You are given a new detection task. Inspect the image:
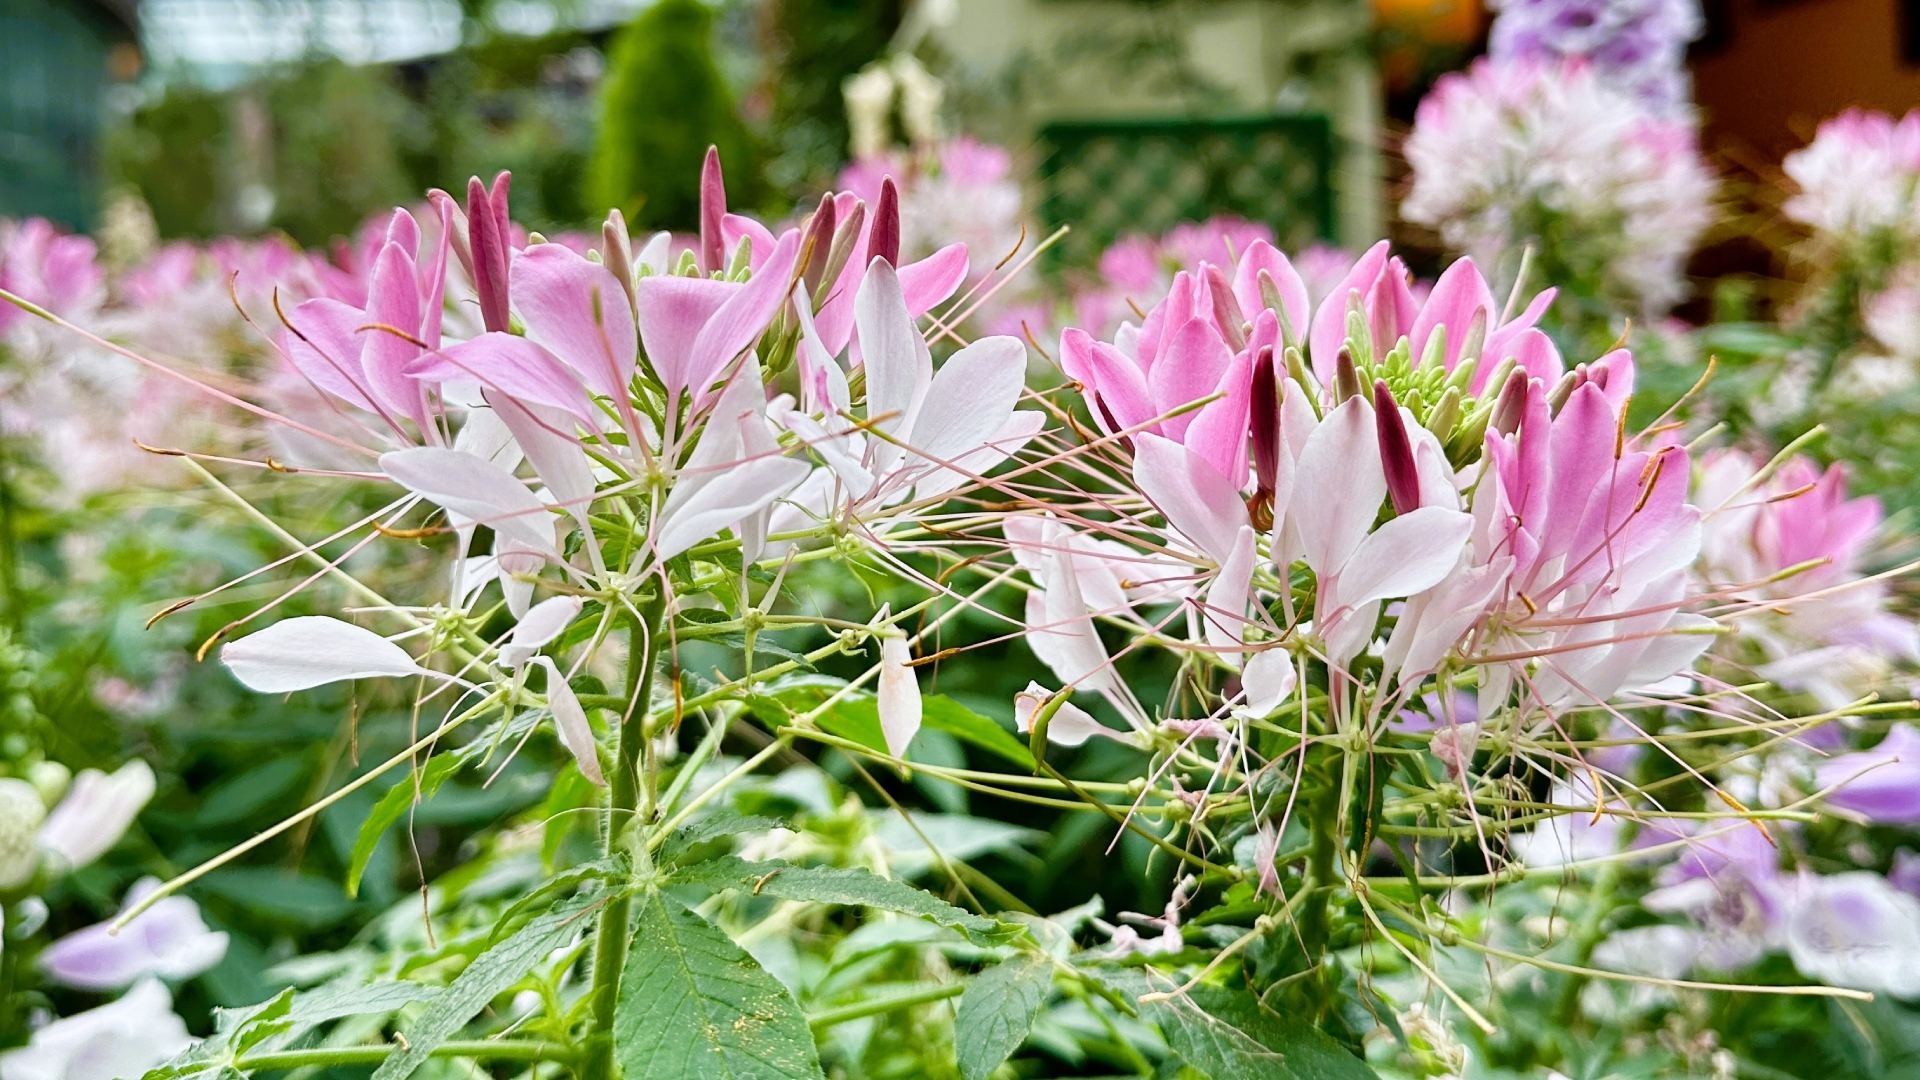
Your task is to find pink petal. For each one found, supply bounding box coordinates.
[721,213,777,271]
[1147,317,1233,440]
[281,298,378,413]
[634,274,738,402]
[512,243,638,400]
[686,229,801,407]
[899,243,970,318]
[1183,348,1252,488]
[359,240,428,426]
[1307,240,1389,385]
[1411,257,1496,372]
[1230,240,1310,348]
[407,334,594,423]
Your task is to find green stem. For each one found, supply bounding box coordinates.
[235,1040,571,1071]
[583,596,666,1080]
[805,982,963,1029]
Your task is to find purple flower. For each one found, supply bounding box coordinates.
[1816,724,1920,824]
[38,878,228,991]
[1785,872,1920,998]
[1642,820,1790,969]
[1487,0,1703,112]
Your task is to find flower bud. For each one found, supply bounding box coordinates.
[601,208,636,316]
[1205,264,1248,351]
[1258,268,1298,350]
[466,171,513,333]
[1374,380,1421,515]
[801,193,837,294]
[0,778,46,890]
[817,200,867,311]
[1334,347,1362,404]
[1489,368,1531,437]
[871,176,901,268]
[1250,345,1280,500]
[699,145,726,275]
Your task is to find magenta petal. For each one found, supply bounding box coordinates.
[407,334,594,423]
[634,274,739,402]
[1058,327,1097,388]
[899,243,969,318]
[282,298,378,413]
[1480,327,1563,392]
[699,146,727,274]
[512,243,638,400]
[359,240,428,427]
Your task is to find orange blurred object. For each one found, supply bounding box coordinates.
[1375,0,1484,47]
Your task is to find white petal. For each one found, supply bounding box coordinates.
[381,447,557,556]
[855,259,931,475]
[1292,397,1384,576]
[1241,650,1297,716]
[1013,682,1114,747]
[500,596,583,669]
[222,616,425,692]
[1331,506,1473,610]
[532,657,604,785]
[1132,432,1248,563]
[907,336,1027,465]
[654,456,812,562]
[877,636,922,757]
[1202,525,1257,654]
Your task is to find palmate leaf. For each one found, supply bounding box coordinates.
[614,891,825,1080]
[955,955,1053,1080]
[370,891,604,1080]
[671,855,1015,943]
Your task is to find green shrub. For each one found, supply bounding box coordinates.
[586,0,764,230]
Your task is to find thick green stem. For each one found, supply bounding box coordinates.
[236,1041,570,1072]
[583,597,666,1080]
[805,981,963,1028]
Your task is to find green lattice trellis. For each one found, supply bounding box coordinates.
[1038,115,1336,268]
[0,0,120,229]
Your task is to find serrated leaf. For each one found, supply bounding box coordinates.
[956,956,1053,1080]
[672,856,1013,943]
[371,891,602,1080]
[348,755,460,897]
[1186,987,1379,1080]
[658,812,783,866]
[614,891,825,1080]
[289,980,439,1024]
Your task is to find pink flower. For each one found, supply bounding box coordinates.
[0,219,104,335]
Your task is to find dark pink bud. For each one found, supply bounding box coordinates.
[1205,263,1248,351]
[699,145,726,274]
[802,193,836,293]
[1251,345,1279,497]
[871,177,900,268]
[467,171,513,333]
[1490,368,1530,437]
[1374,380,1420,515]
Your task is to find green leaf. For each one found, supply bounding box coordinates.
[614,891,825,1080]
[922,696,1036,769]
[371,891,603,1080]
[956,956,1053,1080]
[672,856,1014,944]
[347,755,460,897]
[289,980,439,1024]
[658,811,783,866]
[1186,988,1379,1080]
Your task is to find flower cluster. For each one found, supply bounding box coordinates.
[837,136,1028,282]
[6,147,1908,1079]
[1402,57,1716,337]
[1486,0,1704,113]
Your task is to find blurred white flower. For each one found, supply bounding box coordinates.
[0,979,193,1080]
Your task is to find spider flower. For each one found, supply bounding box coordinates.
[1404,57,1715,319]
